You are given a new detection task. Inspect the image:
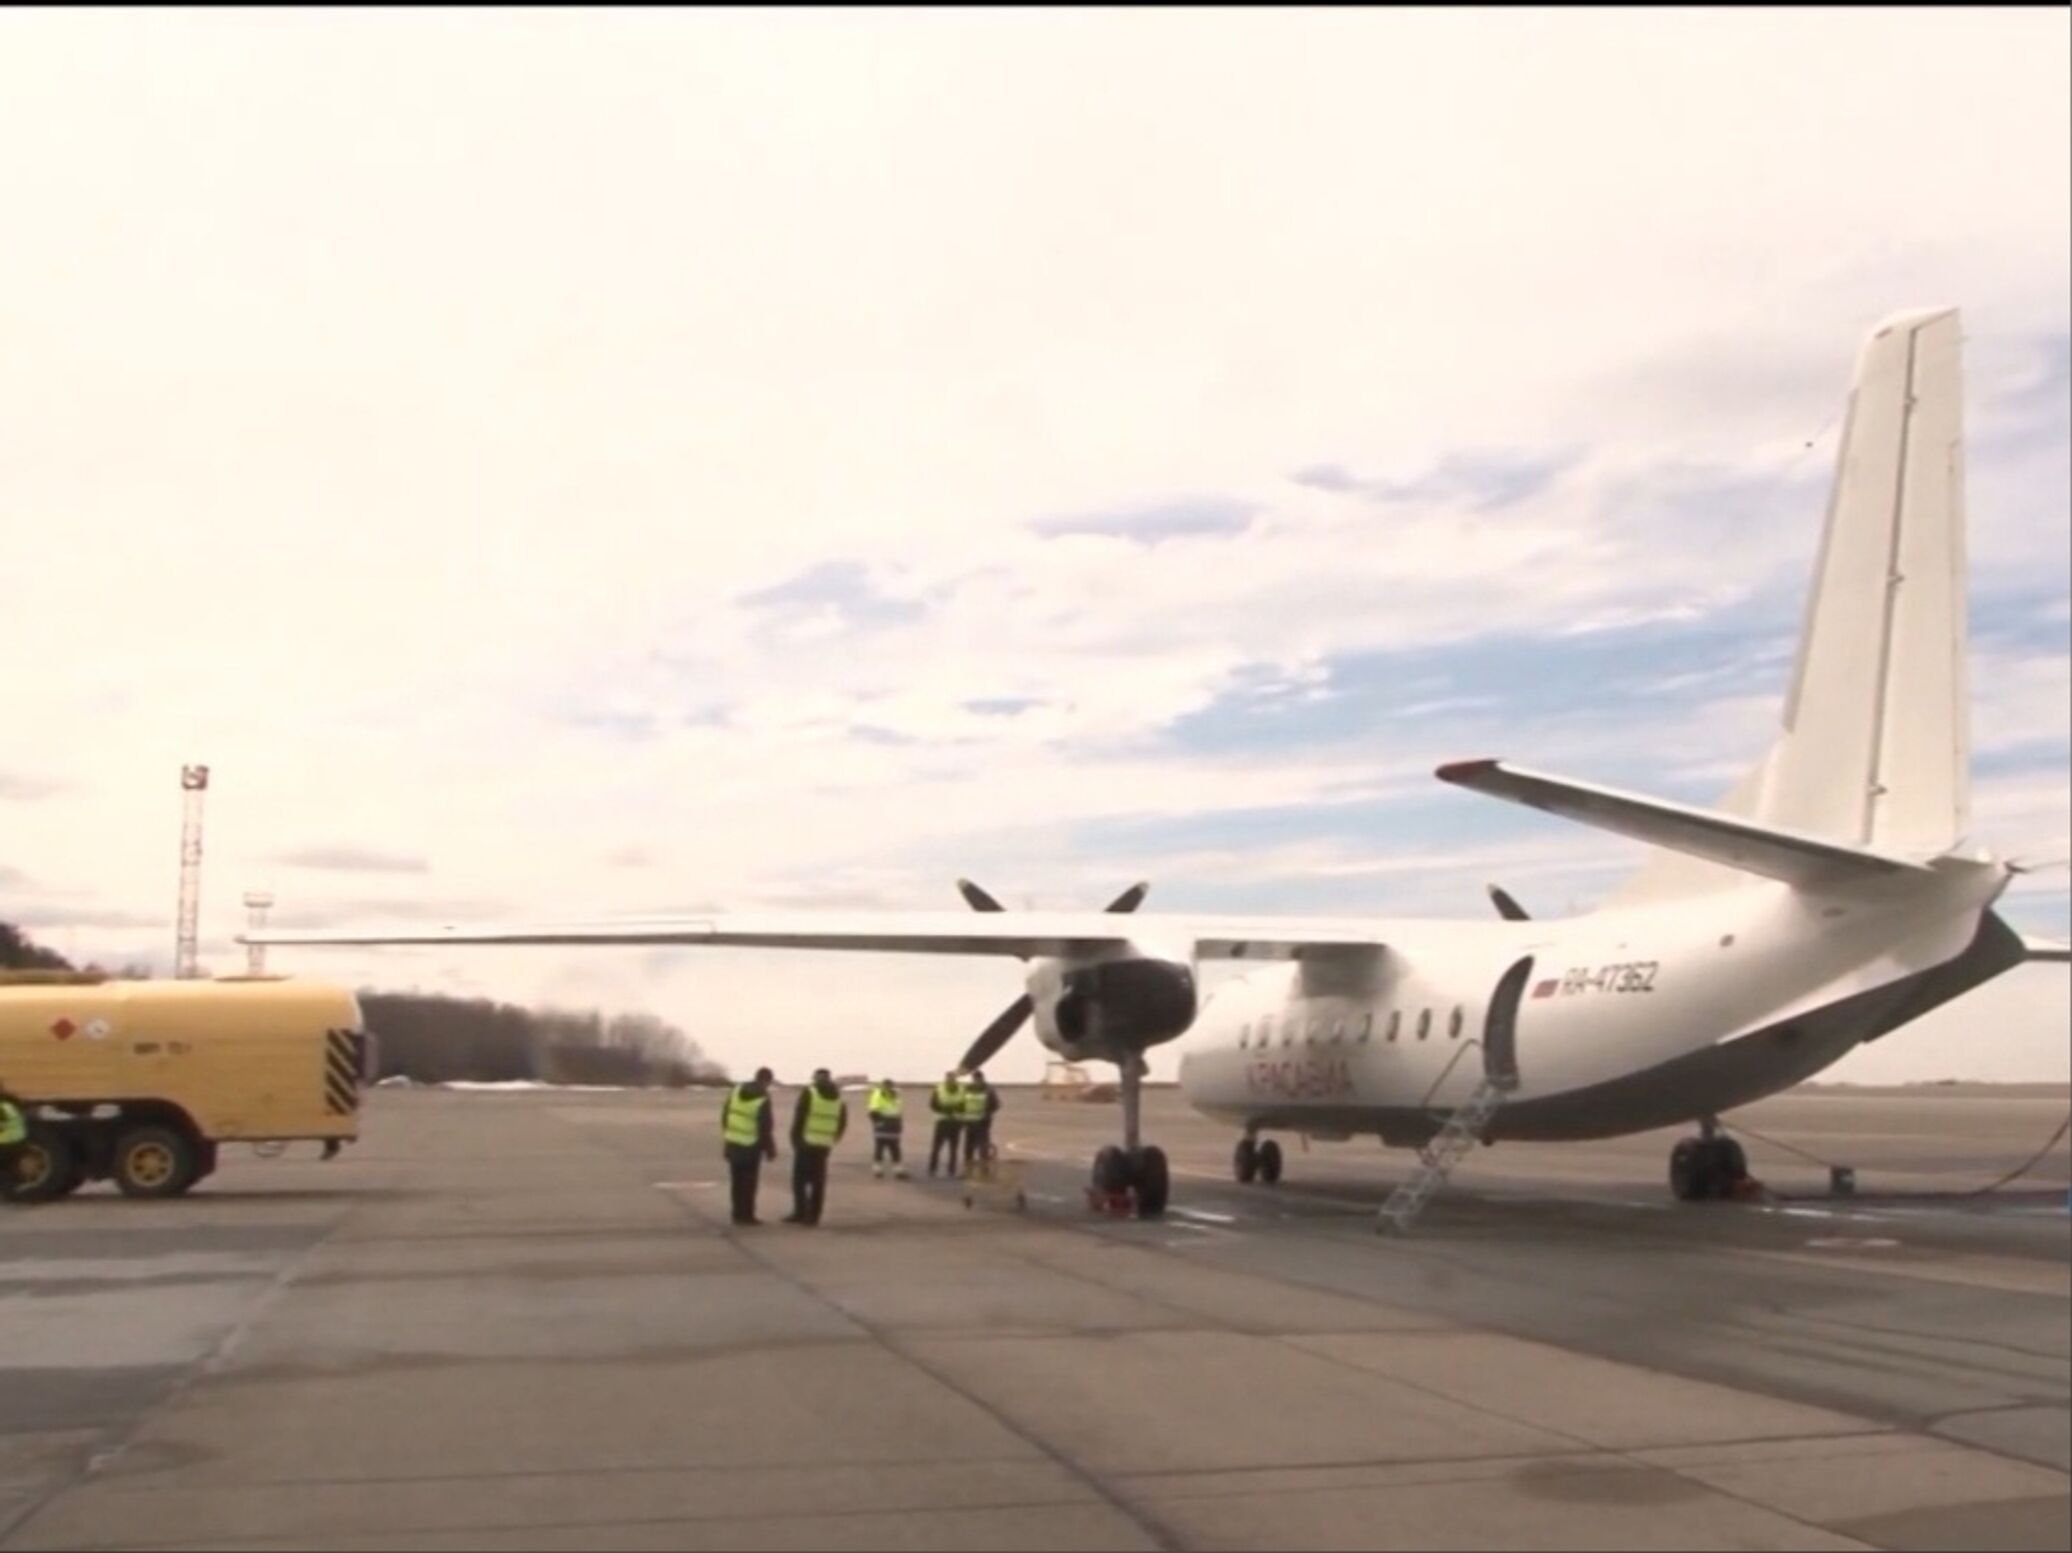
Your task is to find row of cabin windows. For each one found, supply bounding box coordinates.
[1238,1005,1466,1050]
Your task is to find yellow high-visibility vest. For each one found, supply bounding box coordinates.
[868,1085,902,1119]
[802,1089,844,1148]
[933,1082,963,1115]
[722,1086,766,1148]
[959,1086,989,1123]
[0,1100,25,1147]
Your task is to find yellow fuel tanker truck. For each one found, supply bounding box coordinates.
[0,976,369,1202]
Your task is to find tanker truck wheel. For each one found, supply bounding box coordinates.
[112,1125,200,1200]
[4,1128,80,1203]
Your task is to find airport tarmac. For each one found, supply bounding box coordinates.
[1,1084,2066,1552]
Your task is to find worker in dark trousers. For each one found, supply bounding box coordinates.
[928,1069,966,1177]
[962,1069,1001,1167]
[719,1068,779,1226]
[867,1078,907,1179]
[786,1068,848,1226]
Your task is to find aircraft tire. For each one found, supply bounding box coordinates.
[1257,1139,1284,1186]
[1670,1137,1711,1201]
[1234,1137,1259,1184]
[1093,1145,1134,1196]
[1133,1147,1170,1218]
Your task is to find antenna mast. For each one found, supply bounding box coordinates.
[175,764,209,979]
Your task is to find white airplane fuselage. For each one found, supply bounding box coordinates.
[1026,856,2021,1146]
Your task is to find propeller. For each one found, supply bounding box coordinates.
[953,879,1149,1072]
[1486,883,1531,921]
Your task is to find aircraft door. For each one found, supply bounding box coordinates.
[1483,956,1532,1091]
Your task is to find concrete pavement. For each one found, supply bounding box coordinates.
[1,1084,2065,1550]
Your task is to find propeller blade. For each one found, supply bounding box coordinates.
[958,878,1007,912]
[1104,881,1150,913]
[960,994,1034,1073]
[1487,884,1531,921]
[2009,854,2071,875]
[950,878,1141,1069]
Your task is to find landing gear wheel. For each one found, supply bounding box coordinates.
[1093,1145,1134,1196]
[1713,1137,1748,1193]
[4,1128,79,1203]
[1234,1137,1259,1184]
[1256,1139,1284,1186]
[1133,1147,1170,1219]
[112,1126,199,1200]
[1670,1137,1711,1202]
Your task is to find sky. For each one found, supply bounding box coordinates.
[2,10,2067,1087]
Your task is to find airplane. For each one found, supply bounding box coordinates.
[250,307,2069,1220]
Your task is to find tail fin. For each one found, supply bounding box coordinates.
[1615,308,1970,903]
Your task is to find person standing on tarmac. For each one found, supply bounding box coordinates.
[867,1077,907,1179]
[720,1068,779,1226]
[0,1078,28,1190]
[786,1068,848,1225]
[928,1069,965,1177]
[961,1070,1000,1168]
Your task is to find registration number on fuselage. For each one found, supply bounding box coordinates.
[1556,960,1659,996]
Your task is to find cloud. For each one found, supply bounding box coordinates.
[274,846,432,874]
[1031,497,1254,543]
[1295,449,1580,511]
[0,12,2062,1082]
[9,902,168,932]
[263,897,512,930]
[737,561,928,632]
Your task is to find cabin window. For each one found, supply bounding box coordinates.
[1238,1023,1251,1049]
[1386,1010,1401,1042]
[1330,1019,1345,1045]
[1449,1006,1464,1039]
[1417,1008,1432,1041]
[1358,1012,1373,1043]
[1282,1017,1296,1047]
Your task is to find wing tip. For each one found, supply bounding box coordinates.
[1436,758,1502,786]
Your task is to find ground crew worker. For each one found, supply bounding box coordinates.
[786,1068,848,1226]
[719,1067,779,1226]
[867,1078,907,1179]
[928,1069,965,1177]
[0,1079,30,1194]
[961,1069,999,1168]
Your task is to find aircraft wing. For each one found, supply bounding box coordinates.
[246,911,1386,964]
[2023,935,2071,964]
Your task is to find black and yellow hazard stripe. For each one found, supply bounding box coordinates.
[323,1029,360,1115]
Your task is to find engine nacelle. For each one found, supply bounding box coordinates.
[1030,955,1198,1060]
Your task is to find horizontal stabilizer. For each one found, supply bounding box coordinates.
[1437,760,1935,890]
[2023,935,2071,964]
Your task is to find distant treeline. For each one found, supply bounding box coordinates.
[360,992,727,1088]
[0,923,150,982]
[1,923,724,1089]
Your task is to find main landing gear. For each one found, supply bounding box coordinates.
[1669,1117,1751,1202]
[1086,1056,1169,1219]
[1232,1134,1283,1186]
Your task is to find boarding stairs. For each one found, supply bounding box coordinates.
[1376,1075,1509,1235]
